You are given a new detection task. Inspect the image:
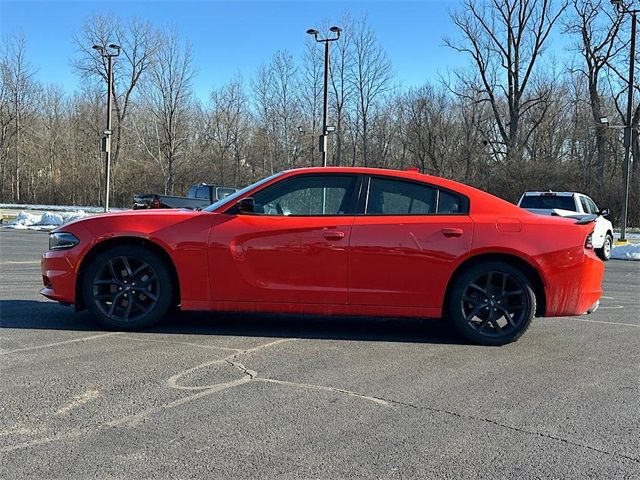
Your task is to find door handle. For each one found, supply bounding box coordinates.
[323,230,345,240]
[442,228,464,238]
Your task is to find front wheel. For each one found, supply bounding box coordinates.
[447,262,536,346]
[596,233,613,261]
[82,245,173,330]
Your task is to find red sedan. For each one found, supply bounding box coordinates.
[41,167,604,345]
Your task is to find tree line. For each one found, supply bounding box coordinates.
[0,1,638,225]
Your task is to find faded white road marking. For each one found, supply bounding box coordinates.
[565,318,640,328]
[258,378,389,406]
[55,389,99,415]
[1,332,122,355]
[119,335,243,353]
[0,261,41,265]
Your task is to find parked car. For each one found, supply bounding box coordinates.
[42,167,604,346]
[133,184,238,210]
[517,191,614,261]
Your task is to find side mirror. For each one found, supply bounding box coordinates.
[235,197,255,214]
[599,208,610,218]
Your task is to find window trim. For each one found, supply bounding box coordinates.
[357,175,470,216]
[224,173,362,217]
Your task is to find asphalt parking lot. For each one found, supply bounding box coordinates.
[0,228,638,479]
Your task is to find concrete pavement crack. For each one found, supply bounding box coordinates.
[372,396,640,464]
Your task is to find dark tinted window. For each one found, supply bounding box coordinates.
[252,175,356,216]
[438,190,464,214]
[216,187,237,200]
[366,178,436,215]
[520,195,575,211]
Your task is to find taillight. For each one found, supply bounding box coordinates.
[585,232,594,249]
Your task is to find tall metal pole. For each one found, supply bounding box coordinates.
[621,11,636,242]
[321,40,330,168]
[104,54,113,213]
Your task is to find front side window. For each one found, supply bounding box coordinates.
[252,175,356,216]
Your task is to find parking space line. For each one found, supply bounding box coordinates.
[564,318,640,328]
[0,261,41,265]
[1,332,122,355]
[118,335,243,353]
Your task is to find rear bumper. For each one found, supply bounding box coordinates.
[542,247,604,317]
[41,250,77,304]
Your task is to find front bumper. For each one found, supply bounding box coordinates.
[41,249,77,304]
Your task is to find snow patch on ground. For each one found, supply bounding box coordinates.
[611,243,640,261]
[0,203,107,213]
[3,210,88,231]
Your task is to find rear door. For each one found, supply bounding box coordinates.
[348,175,472,310]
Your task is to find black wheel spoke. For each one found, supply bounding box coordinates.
[461,268,531,339]
[468,282,486,295]
[462,295,482,306]
[92,254,160,323]
[122,256,133,277]
[502,289,523,297]
[464,305,483,323]
[497,306,516,327]
[485,271,493,294]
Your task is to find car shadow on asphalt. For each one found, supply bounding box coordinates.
[0,300,465,345]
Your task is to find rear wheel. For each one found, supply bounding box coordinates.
[447,261,536,346]
[596,233,613,261]
[82,245,173,330]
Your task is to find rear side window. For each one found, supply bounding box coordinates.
[364,177,468,215]
[216,187,237,200]
[580,196,591,214]
[520,195,575,211]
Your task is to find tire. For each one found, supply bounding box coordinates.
[82,245,173,330]
[596,233,613,261]
[446,261,536,346]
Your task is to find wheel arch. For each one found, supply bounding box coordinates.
[75,236,181,310]
[444,252,546,317]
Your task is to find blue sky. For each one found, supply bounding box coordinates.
[0,0,552,101]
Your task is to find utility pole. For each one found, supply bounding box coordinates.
[611,0,637,242]
[306,26,341,167]
[92,43,121,212]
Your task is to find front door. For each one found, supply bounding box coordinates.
[209,174,359,305]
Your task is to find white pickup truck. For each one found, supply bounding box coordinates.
[517,191,614,261]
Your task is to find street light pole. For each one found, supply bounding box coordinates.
[306,27,341,167]
[612,0,637,242]
[92,43,120,213]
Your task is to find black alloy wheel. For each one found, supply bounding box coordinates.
[448,261,536,346]
[83,245,173,329]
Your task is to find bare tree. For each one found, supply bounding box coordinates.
[134,29,194,194]
[73,15,158,183]
[445,0,567,171]
[1,32,35,201]
[349,16,393,165]
[565,0,623,193]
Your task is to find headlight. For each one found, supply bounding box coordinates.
[49,232,80,250]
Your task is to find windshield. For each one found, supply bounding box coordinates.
[520,195,576,211]
[203,172,284,212]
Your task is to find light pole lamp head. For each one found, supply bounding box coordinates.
[306,28,319,38]
[92,45,105,54]
[108,44,121,56]
[330,26,342,38]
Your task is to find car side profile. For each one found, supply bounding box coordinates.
[41,167,604,346]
